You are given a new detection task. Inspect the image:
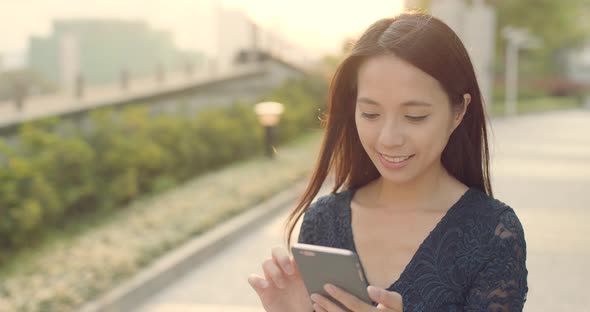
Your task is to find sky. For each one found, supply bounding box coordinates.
[0,0,405,64]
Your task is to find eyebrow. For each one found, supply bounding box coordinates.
[357,97,432,107]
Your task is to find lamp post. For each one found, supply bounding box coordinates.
[75,73,84,99]
[254,101,285,158]
[502,26,541,116]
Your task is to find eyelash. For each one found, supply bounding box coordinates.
[361,113,379,119]
[361,113,428,121]
[407,115,428,121]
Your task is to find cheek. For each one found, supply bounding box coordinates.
[355,122,369,145]
[418,119,454,153]
[355,117,378,151]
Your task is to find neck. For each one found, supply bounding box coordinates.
[372,161,453,211]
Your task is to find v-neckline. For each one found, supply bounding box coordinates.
[345,187,474,292]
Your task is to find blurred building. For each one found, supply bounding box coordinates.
[26,3,310,94]
[28,19,203,92]
[196,1,311,74]
[404,0,496,107]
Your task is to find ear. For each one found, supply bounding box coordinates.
[452,93,471,130]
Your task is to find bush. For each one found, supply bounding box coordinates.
[0,74,328,263]
[266,76,328,143]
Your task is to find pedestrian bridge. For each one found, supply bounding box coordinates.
[0,57,308,136]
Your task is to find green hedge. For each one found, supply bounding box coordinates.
[0,75,327,264]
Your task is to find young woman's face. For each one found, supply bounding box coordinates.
[355,54,468,185]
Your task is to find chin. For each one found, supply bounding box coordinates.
[379,172,416,185]
[371,154,421,184]
[372,163,412,182]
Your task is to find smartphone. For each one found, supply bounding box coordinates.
[291,243,374,309]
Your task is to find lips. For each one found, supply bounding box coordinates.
[379,153,414,163]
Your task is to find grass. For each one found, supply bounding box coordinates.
[0,130,323,312]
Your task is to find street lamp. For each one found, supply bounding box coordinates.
[254,101,285,158]
[502,26,541,116]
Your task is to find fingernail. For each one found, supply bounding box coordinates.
[310,294,319,302]
[285,263,294,275]
[324,284,335,293]
[368,285,380,298]
[259,279,269,288]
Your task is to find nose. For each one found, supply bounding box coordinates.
[378,118,405,148]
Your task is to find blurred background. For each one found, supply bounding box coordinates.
[0,0,589,311]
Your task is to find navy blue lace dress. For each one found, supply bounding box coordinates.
[298,187,528,311]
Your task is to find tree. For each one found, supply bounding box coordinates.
[413,0,590,75]
[319,37,355,82]
[489,0,590,75]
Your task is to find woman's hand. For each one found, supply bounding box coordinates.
[248,246,313,312]
[310,284,403,312]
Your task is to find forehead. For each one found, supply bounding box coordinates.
[356,54,448,106]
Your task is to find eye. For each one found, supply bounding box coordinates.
[406,115,428,122]
[361,112,379,120]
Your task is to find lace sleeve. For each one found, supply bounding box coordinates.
[464,209,529,311]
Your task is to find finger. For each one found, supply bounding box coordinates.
[290,255,301,274]
[324,284,373,311]
[368,286,403,311]
[262,258,286,289]
[247,273,269,295]
[272,246,295,275]
[376,303,395,311]
[310,293,347,312]
[313,303,328,312]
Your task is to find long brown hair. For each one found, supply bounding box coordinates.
[285,12,493,247]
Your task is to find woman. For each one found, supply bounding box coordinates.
[248,12,528,311]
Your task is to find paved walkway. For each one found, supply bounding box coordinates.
[134,109,590,311]
[489,110,590,310]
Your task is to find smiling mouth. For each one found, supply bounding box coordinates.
[379,153,415,163]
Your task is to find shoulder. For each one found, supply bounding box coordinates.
[453,189,527,285]
[297,189,352,245]
[462,188,526,247]
[462,188,521,225]
[303,189,352,221]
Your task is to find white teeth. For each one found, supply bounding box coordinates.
[381,154,411,163]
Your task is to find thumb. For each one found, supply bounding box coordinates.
[291,257,302,276]
[248,274,270,296]
[367,286,403,311]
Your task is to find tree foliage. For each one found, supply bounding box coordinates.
[489,0,590,75]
